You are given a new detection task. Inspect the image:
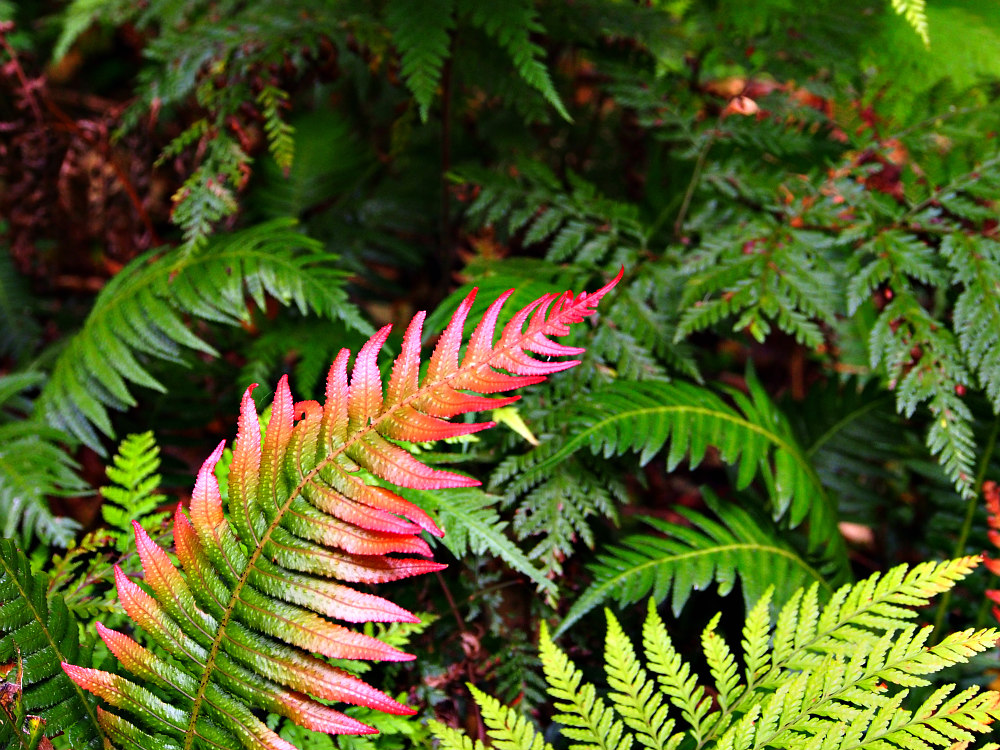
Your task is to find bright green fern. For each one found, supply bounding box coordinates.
[433,557,1000,750]
[99,431,169,554]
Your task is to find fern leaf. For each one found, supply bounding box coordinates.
[557,493,829,635]
[604,610,676,750]
[890,0,929,46]
[0,539,105,749]
[0,374,83,547]
[641,600,714,744]
[539,622,632,750]
[516,376,849,579]
[467,685,552,750]
[37,218,368,452]
[400,487,555,596]
[100,431,169,553]
[385,0,456,122]
[256,85,295,175]
[62,273,620,747]
[459,0,570,121]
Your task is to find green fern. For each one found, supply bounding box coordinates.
[0,373,83,547]
[890,0,930,45]
[503,374,849,577]
[36,218,368,451]
[385,0,456,122]
[0,539,104,749]
[433,557,1000,750]
[400,487,556,597]
[256,85,296,176]
[100,432,169,553]
[458,0,570,121]
[557,491,831,636]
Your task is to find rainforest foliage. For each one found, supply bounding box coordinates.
[3,0,1000,748]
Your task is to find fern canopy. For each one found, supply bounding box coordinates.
[433,557,1000,750]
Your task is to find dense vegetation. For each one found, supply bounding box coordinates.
[3,1,1000,748]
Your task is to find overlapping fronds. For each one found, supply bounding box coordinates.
[400,487,555,597]
[36,219,367,452]
[0,539,104,749]
[556,491,830,636]
[0,373,83,547]
[62,273,620,749]
[433,558,1000,750]
[504,373,849,577]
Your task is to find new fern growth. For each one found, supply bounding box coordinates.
[434,557,1000,750]
[59,272,621,749]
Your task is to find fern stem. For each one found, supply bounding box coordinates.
[804,393,892,458]
[931,414,1000,637]
[673,130,715,240]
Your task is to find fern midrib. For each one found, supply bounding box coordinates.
[804,394,892,459]
[546,402,839,539]
[183,306,566,746]
[0,551,104,745]
[591,541,830,601]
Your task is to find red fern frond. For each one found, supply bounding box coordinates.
[63,270,621,749]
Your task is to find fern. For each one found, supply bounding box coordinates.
[60,273,619,748]
[434,558,1000,750]
[36,218,368,451]
[385,0,456,122]
[891,0,929,45]
[400,487,556,597]
[100,431,170,554]
[557,491,831,636]
[0,373,83,547]
[504,373,849,577]
[458,0,570,121]
[0,539,104,749]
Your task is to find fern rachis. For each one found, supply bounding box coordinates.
[61,271,621,749]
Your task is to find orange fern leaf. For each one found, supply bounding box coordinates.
[63,270,621,750]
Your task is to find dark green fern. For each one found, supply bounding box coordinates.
[0,539,104,749]
[36,218,367,451]
[557,490,831,636]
